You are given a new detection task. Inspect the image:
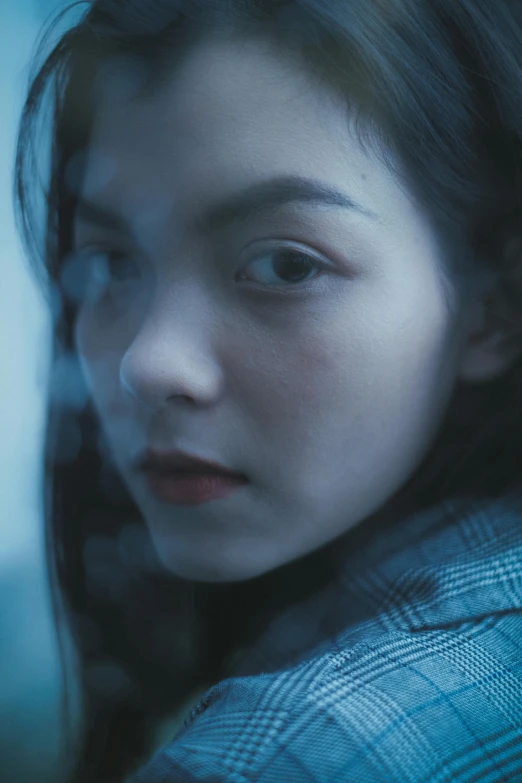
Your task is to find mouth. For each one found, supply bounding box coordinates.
[134,448,249,506]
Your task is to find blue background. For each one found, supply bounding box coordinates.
[0,1,70,780]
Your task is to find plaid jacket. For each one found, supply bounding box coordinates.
[129,493,522,782]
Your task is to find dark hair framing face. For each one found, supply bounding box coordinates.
[14,1,522,781]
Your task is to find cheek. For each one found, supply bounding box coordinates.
[74,306,127,411]
[240,281,459,462]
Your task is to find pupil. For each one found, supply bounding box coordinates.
[274,250,312,281]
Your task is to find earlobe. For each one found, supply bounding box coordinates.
[457,297,522,383]
[458,332,519,382]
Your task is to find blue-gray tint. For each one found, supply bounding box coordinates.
[0,1,69,781]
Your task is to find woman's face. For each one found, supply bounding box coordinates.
[74,33,475,581]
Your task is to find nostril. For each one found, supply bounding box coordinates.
[119,339,224,410]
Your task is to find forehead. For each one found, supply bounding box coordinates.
[81,34,412,234]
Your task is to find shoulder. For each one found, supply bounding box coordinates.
[129,614,522,782]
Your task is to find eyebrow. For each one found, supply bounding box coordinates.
[195,176,379,232]
[73,175,379,236]
[74,198,130,234]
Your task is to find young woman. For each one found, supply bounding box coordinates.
[15,0,522,780]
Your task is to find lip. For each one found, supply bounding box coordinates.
[134,448,246,476]
[143,471,248,505]
[134,448,249,506]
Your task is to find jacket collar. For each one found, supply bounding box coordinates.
[347,491,522,632]
[229,491,522,676]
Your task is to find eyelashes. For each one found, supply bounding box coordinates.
[66,239,331,306]
[61,247,142,304]
[237,246,325,286]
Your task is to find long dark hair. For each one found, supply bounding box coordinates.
[14,1,522,781]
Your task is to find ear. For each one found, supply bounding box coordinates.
[458,241,522,383]
[458,309,520,382]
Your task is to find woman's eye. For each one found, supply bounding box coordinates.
[238,246,325,286]
[94,250,138,283]
[68,248,141,303]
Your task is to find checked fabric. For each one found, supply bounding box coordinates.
[129,492,522,782]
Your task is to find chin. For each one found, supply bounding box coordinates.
[155,545,280,583]
[172,559,273,583]
[147,522,291,582]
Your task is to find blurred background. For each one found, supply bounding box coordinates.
[1,0,69,780]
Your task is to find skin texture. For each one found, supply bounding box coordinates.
[73,33,485,582]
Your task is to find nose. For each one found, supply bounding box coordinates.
[119,292,224,410]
